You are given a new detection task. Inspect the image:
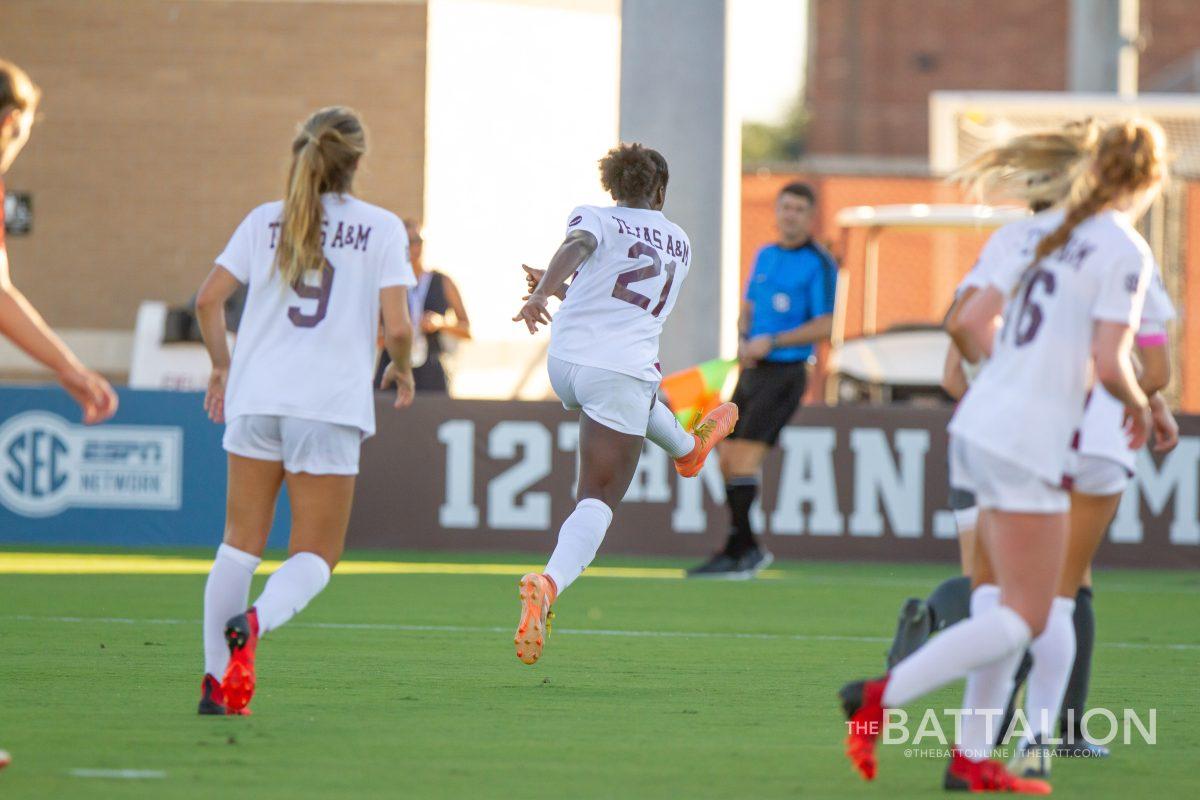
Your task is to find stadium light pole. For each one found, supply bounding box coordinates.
[618,0,740,371]
[1069,0,1139,97]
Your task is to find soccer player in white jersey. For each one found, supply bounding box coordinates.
[887,123,1097,670]
[890,124,1103,658]
[1004,267,1178,775]
[193,107,417,714]
[839,119,1167,794]
[510,143,738,665]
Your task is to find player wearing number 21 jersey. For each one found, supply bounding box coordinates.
[548,203,691,382]
[511,143,738,666]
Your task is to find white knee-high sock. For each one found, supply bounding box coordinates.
[956,584,1025,760]
[204,543,261,677]
[1024,596,1077,743]
[543,498,614,595]
[253,552,332,635]
[645,400,695,459]
[883,604,1031,709]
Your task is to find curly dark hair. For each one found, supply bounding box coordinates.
[599,143,668,203]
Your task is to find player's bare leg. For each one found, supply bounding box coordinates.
[1010,490,1120,772]
[517,413,642,665]
[225,472,351,709]
[200,455,282,715]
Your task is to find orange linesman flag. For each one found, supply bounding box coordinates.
[661,358,737,432]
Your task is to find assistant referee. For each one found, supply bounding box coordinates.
[688,181,836,578]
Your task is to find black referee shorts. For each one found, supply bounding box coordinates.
[727,361,807,446]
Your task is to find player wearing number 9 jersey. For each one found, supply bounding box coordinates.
[838,119,1167,794]
[192,107,417,716]
[510,143,738,665]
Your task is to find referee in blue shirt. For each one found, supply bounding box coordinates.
[689,182,836,578]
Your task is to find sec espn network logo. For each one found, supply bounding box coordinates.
[0,411,183,517]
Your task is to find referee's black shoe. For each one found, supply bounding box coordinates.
[686,552,740,578]
[687,547,773,579]
[732,547,773,579]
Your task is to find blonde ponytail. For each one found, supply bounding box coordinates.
[951,119,1098,210]
[1025,118,1167,280]
[275,107,367,287]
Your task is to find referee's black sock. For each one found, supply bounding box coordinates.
[723,477,759,557]
[1060,586,1095,739]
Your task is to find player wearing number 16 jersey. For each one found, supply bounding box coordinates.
[192,107,417,715]
[511,143,738,665]
[839,119,1166,794]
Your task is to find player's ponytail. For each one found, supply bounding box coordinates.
[951,119,1098,211]
[1027,118,1167,273]
[276,107,367,288]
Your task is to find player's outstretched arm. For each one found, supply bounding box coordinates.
[513,230,596,334]
[379,285,415,409]
[0,256,117,424]
[195,265,242,423]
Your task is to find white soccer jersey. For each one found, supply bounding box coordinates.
[548,205,692,381]
[1076,269,1176,471]
[951,215,1033,384]
[216,193,415,437]
[957,217,1031,294]
[949,209,1153,485]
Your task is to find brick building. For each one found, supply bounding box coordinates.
[1,0,426,369]
[807,0,1200,157]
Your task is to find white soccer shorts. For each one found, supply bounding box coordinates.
[547,356,656,436]
[223,415,361,475]
[1068,453,1131,496]
[949,436,1069,514]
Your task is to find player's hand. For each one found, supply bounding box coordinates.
[58,364,119,425]
[513,292,552,334]
[1122,402,1151,450]
[420,311,442,335]
[380,362,415,409]
[738,335,772,368]
[522,264,566,301]
[203,366,228,423]
[1148,394,1179,453]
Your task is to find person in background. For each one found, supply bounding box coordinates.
[0,57,119,774]
[374,219,470,392]
[688,181,835,578]
[0,60,117,424]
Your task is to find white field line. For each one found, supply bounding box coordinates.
[69,769,166,779]
[6,614,1198,652]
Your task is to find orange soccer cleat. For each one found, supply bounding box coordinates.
[673,402,739,478]
[514,573,555,665]
[944,750,1052,794]
[221,608,260,714]
[839,676,888,781]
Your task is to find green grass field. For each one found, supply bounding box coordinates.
[0,547,1196,799]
